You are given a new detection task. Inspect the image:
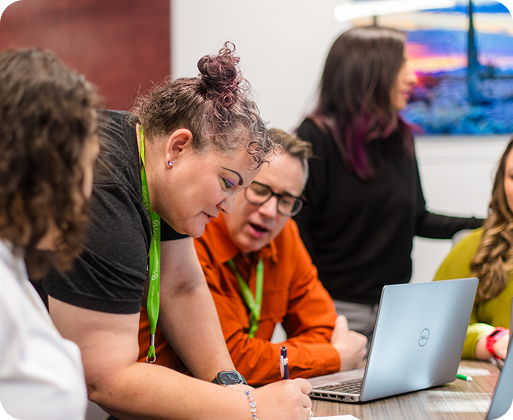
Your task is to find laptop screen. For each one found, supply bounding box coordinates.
[485,297,513,420]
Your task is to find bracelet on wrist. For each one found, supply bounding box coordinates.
[244,390,258,420]
[485,327,509,358]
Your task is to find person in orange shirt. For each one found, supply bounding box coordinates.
[139,129,367,385]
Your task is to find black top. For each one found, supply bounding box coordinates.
[294,119,483,304]
[43,110,187,314]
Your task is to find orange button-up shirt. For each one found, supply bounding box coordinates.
[138,215,340,385]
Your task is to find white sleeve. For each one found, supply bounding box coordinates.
[0,260,87,420]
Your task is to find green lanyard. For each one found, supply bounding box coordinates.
[228,258,264,338]
[139,125,161,363]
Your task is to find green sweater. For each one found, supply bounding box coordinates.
[434,227,513,359]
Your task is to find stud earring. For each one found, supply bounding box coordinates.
[168,160,173,168]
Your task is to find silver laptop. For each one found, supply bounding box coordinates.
[308,278,478,403]
[486,297,513,420]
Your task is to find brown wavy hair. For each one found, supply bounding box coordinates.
[309,26,414,181]
[131,42,275,168]
[0,48,101,279]
[471,138,513,303]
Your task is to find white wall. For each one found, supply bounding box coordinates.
[172,0,512,284]
[412,135,510,283]
[172,0,351,131]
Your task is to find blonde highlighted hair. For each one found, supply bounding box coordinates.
[471,137,513,303]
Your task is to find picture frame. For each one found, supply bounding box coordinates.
[358,0,513,135]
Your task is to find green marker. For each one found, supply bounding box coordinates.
[457,373,473,382]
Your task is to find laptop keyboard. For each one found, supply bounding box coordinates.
[315,379,363,394]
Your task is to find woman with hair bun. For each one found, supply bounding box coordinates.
[43,42,313,420]
[294,26,483,343]
[0,48,101,420]
[435,137,513,361]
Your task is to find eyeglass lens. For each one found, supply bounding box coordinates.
[245,183,302,216]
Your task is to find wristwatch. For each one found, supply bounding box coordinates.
[212,370,248,386]
[485,327,509,357]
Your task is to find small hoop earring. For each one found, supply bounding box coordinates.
[168,160,173,168]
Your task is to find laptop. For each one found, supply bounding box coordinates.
[486,297,513,420]
[308,278,478,403]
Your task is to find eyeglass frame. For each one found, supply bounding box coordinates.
[243,181,305,217]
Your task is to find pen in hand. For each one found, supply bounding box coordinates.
[280,346,289,379]
[280,346,312,417]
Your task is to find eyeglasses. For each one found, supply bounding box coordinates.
[244,181,304,217]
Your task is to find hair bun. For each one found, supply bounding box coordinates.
[197,42,245,108]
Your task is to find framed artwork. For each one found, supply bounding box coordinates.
[359,0,513,135]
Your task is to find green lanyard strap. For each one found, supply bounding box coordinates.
[228,258,264,339]
[140,125,161,363]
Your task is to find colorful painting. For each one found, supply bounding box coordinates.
[359,1,513,135]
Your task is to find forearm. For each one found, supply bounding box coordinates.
[90,363,252,420]
[48,296,249,420]
[462,323,494,359]
[228,331,339,386]
[475,334,492,360]
[159,281,234,380]
[226,282,339,384]
[416,212,483,239]
[158,238,235,380]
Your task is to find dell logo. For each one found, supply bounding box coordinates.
[418,328,430,347]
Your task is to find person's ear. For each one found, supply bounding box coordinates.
[165,129,193,167]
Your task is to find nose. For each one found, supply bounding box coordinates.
[258,196,278,218]
[219,196,234,215]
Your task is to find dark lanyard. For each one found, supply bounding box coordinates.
[139,125,161,363]
[228,258,264,338]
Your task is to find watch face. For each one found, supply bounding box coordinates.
[218,371,242,385]
[490,330,501,338]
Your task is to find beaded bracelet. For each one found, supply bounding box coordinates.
[244,390,258,420]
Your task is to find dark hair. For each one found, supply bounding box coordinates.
[309,25,414,181]
[0,48,101,279]
[269,128,312,184]
[131,42,275,168]
[470,137,513,303]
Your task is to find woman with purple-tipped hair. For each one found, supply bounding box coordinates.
[294,26,483,343]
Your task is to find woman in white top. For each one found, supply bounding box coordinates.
[0,48,101,420]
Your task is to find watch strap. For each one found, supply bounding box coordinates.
[485,327,509,357]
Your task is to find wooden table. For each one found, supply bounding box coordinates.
[311,361,499,419]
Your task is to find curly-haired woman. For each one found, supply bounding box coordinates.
[43,43,313,420]
[294,26,483,343]
[435,138,513,361]
[0,48,101,420]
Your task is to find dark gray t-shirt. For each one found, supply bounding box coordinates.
[43,110,186,314]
